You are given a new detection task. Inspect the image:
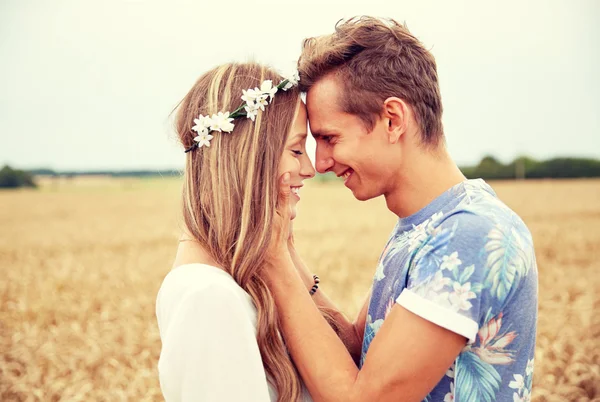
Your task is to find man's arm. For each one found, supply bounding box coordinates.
[268,262,466,402]
[288,245,370,364]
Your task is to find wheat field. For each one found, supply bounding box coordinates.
[1,178,599,401]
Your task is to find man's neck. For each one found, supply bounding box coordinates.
[384,148,466,218]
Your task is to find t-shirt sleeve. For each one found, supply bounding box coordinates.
[396,212,502,344]
[158,283,272,402]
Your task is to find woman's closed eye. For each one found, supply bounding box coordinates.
[292,150,304,156]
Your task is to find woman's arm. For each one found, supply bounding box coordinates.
[158,283,271,402]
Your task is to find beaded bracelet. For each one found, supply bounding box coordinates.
[309,274,320,296]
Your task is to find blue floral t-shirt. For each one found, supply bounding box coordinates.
[360,179,538,402]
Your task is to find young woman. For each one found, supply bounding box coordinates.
[155,62,319,401]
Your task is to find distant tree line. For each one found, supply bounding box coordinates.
[460,156,600,180]
[0,166,182,189]
[26,168,181,178]
[2,156,600,189]
[0,165,37,188]
[315,156,600,182]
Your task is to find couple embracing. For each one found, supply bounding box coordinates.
[155,16,538,402]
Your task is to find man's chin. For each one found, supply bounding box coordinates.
[351,187,377,202]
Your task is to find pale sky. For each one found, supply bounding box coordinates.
[1,0,599,170]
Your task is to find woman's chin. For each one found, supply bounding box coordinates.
[289,198,299,220]
[289,205,298,220]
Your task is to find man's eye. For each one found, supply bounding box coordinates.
[321,136,332,143]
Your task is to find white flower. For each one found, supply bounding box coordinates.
[374,261,386,281]
[509,374,525,390]
[408,223,428,252]
[449,282,476,311]
[427,211,444,231]
[446,364,455,378]
[431,270,451,292]
[259,79,278,101]
[441,251,462,271]
[192,114,212,135]
[193,131,214,148]
[370,318,384,332]
[254,93,269,111]
[209,112,235,133]
[512,388,530,402]
[443,381,454,402]
[241,88,259,104]
[526,358,534,376]
[244,103,260,121]
[412,273,451,308]
[432,291,451,306]
[407,213,444,253]
[281,70,300,90]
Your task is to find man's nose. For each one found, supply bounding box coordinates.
[315,145,334,174]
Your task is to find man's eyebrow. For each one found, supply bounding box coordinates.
[310,128,335,138]
[290,132,307,142]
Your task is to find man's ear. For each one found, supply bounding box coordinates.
[382,97,409,144]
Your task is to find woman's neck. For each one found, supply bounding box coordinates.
[173,232,221,270]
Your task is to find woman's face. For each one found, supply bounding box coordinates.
[278,102,315,220]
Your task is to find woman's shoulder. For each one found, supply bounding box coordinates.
[156,263,257,328]
[160,263,237,291]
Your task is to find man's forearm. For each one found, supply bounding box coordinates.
[288,248,363,363]
[268,261,360,402]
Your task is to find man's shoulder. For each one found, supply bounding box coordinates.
[415,189,536,276]
[437,182,532,242]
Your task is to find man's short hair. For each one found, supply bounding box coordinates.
[298,16,444,146]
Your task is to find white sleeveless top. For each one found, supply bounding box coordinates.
[156,263,313,401]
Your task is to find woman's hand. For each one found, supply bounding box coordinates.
[265,172,295,273]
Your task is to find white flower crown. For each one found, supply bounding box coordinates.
[185,71,300,153]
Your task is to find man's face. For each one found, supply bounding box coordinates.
[306,75,394,201]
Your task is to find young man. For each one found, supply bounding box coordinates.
[267,16,538,402]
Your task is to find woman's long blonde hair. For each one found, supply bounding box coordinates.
[175,62,304,401]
